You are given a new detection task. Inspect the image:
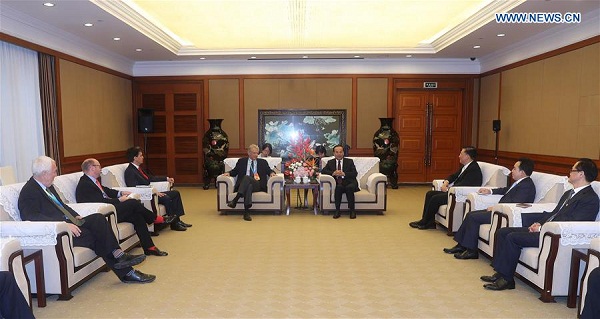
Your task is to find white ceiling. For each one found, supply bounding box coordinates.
[1,0,599,75]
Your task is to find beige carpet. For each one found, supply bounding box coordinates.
[32,186,577,318]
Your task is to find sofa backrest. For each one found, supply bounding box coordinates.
[320,157,380,189]
[0,182,26,221]
[53,172,84,204]
[0,166,16,186]
[478,162,510,188]
[100,163,129,188]
[530,172,568,204]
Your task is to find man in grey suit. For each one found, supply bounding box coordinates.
[443,158,537,259]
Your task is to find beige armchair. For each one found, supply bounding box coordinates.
[579,237,600,317]
[217,158,285,214]
[0,237,30,307]
[476,172,568,257]
[318,157,387,214]
[53,171,139,251]
[0,182,108,300]
[433,161,510,235]
[490,182,600,302]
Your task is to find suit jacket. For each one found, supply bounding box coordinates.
[124,163,166,187]
[447,161,483,187]
[495,176,536,203]
[18,177,80,222]
[538,185,599,225]
[76,175,122,206]
[321,157,359,192]
[228,157,273,192]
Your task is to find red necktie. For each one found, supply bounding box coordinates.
[95,179,108,198]
[336,160,342,184]
[138,166,149,180]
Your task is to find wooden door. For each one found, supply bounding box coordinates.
[395,90,463,182]
[135,82,204,183]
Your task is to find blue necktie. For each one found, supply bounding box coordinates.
[45,188,84,226]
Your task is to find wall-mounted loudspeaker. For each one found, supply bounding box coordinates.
[492,120,501,132]
[138,108,154,133]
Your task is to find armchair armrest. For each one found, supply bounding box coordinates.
[150,181,171,192]
[466,193,504,211]
[111,186,154,200]
[449,186,484,203]
[0,221,70,247]
[216,174,235,188]
[432,179,444,191]
[496,203,559,227]
[66,203,116,217]
[541,221,600,246]
[366,173,387,193]
[266,174,284,194]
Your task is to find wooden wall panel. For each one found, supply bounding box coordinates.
[59,59,132,157]
[357,78,388,149]
[478,74,500,150]
[208,79,240,149]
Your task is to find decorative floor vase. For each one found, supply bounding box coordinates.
[373,117,399,189]
[202,119,229,189]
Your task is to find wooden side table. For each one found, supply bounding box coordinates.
[284,181,319,215]
[23,249,46,308]
[568,248,588,308]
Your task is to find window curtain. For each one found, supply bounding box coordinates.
[38,52,61,173]
[0,41,44,182]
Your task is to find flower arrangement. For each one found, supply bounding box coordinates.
[284,134,318,181]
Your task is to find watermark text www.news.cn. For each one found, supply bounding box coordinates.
[495,12,581,24]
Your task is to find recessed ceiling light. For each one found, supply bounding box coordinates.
[135,48,142,52]
[250,56,256,59]
[302,56,308,59]
[199,57,206,60]
[406,55,412,58]
[113,37,120,41]
[473,45,481,49]
[497,33,505,37]
[354,55,360,58]
[43,3,55,7]
[84,23,93,27]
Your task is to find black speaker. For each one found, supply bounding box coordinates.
[138,109,154,133]
[492,120,501,132]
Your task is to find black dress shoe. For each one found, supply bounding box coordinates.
[150,231,160,237]
[114,253,146,269]
[349,211,356,219]
[443,244,466,254]
[417,222,436,230]
[483,277,515,290]
[121,270,156,284]
[409,220,422,228]
[170,222,187,231]
[333,211,341,219]
[144,248,168,256]
[179,220,192,227]
[480,272,502,283]
[227,201,237,208]
[454,250,479,260]
[243,213,252,221]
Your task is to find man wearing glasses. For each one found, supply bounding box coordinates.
[481,158,599,291]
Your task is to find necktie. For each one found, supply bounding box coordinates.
[45,188,84,226]
[138,166,149,180]
[336,160,343,184]
[95,179,108,198]
[547,189,575,222]
[250,160,255,176]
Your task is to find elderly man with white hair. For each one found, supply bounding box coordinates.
[18,156,155,283]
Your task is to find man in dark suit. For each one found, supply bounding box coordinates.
[0,271,34,318]
[409,146,483,229]
[18,156,154,283]
[223,144,276,221]
[481,158,599,291]
[76,158,168,257]
[124,146,190,231]
[444,158,537,259]
[320,144,359,219]
[581,267,600,319]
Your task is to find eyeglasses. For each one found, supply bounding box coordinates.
[570,169,581,173]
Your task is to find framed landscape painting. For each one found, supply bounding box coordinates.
[258,109,346,158]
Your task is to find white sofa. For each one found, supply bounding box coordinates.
[53,171,140,251]
[491,181,600,302]
[0,182,111,300]
[217,158,285,214]
[579,237,600,317]
[474,171,568,258]
[0,237,30,307]
[318,157,387,214]
[433,161,510,235]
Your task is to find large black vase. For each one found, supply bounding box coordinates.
[202,119,229,189]
[373,118,399,189]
